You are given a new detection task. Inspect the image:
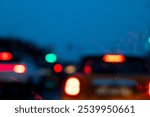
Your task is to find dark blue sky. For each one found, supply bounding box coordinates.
[0,0,150,61]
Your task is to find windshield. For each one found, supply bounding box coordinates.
[0,0,150,100]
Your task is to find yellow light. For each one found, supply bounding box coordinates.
[64,65,76,74]
[65,77,80,96]
[103,54,125,63]
[13,64,26,73]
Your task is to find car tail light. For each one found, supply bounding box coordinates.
[103,54,125,63]
[53,64,63,73]
[148,82,150,96]
[64,77,80,96]
[13,64,26,74]
[0,52,12,61]
[0,64,13,72]
[84,65,92,74]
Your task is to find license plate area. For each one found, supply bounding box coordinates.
[91,79,136,96]
[95,86,133,96]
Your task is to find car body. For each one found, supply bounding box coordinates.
[0,37,71,99]
[0,51,35,99]
[61,54,150,100]
[0,52,28,82]
[0,38,50,99]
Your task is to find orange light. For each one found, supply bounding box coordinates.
[148,82,150,96]
[64,65,76,74]
[0,52,12,61]
[103,54,125,63]
[64,77,80,96]
[53,64,63,73]
[13,64,26,73]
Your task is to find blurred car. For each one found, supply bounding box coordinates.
[61,54,150,100]
[0,38,56,99]
[0,51,35,99]
[0,52,30,82]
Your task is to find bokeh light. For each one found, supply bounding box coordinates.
[45,53,57,63]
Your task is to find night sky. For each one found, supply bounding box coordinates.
[0,0,150,61]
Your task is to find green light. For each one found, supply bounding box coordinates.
[149,37,150,43]
[45,53,57,63]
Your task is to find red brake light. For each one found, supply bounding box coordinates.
[53,64,63,73]
[148,82,150,96]
[103,54,125,63]
[0,64,13,72]
[84,65,92,74]
[0,64,26,73]
[13,64,26,73]
[64,77,80,96]
[0,52,12,61]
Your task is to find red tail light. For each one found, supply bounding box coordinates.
[13,64,26,73]
[0,64,13,72]
[103,54,125,63]
[148,82,150,96]
[84,65,92,74]
[0,52,12,61]
[0,64,26,73]
[64,77,80,96]
[53,64,63,73]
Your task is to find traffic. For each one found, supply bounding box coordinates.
[0,37,150,100]
[61,54,150,100]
